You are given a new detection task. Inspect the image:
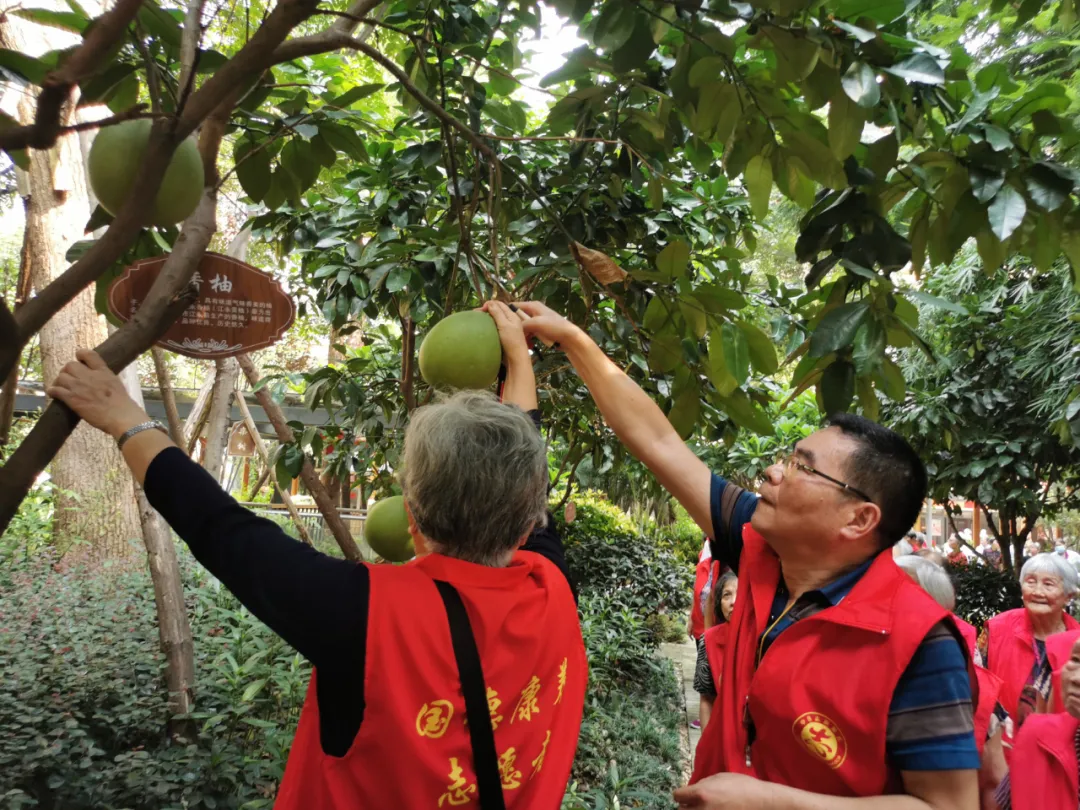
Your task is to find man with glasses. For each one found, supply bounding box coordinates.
[515,302,978,810]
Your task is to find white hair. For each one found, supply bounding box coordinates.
[1020,552,1080,596]
[893,539,914,557]
[896,555,956,611]
[402,390,548,567]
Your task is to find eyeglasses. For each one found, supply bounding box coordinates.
[775,448,874,503]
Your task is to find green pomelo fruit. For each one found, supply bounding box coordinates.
[88,120,205,227]
[364,495,414,563]
[418,310,502,390]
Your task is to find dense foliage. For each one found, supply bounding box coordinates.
[947,560,1023,630]
[890,259,1080,572]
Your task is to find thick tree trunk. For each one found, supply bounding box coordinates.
[237,353,361,560]
[202,358,237,483]
[151,348,184,445]
[14,74,140,560]
[117,348,196,741]
[0,195,32,453]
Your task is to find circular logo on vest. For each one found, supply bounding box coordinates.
[792,712,848,770]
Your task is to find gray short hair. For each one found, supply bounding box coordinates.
[401,390,548,566]
[896,555,956,611]
[1020,552,1080,596]
[894,539,914,557]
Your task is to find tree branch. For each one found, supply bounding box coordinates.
[150,347,184,445]
[0,185,218,535]
[176,0,208,114]
[236,353,361,561]
[0,0,144,152]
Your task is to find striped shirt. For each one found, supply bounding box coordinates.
[711,474,980,771]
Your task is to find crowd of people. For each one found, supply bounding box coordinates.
[43,299,1080,809]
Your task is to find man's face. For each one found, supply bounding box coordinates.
[1062,638,1080,719]
[750,427,880,554]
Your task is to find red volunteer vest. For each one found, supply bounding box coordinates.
[704,623,729,694]
[973,667,1004,756]
[1046,629,1080,714]
[987,609,1080,733]
[275,551,587,809]
[690,559,712,640]
[955,616,978,659]
[693,526,964,796]
[1010,713,1080,810]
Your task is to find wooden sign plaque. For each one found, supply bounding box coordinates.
[108,252,295,359]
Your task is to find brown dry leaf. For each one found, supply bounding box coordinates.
[573,241,627,284]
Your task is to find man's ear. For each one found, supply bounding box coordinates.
[838,501,882,548]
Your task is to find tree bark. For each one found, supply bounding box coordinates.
[10,54,141,560]
[236,353,361,560]
[0,195,32,453]
[151,348,184,445]
[234,391,312,545]
[202,358,238,483]
[183,372,215,454]
[247,465,270,501]
[117,346,196,741]
[401,316,416,412]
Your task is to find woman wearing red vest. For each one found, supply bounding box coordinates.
[46,302,587,809]
[895,554,1007,809]
[701,572,738,710]
[1008,633,1080,810]
[1047,628,1080,714]
[688,548,717,730]
[515,302,979,809]
[984,552,1080,752]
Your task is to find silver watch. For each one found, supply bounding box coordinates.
[116,420,168,450]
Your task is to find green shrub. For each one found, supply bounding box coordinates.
[562,663,685,809]
[652,504,705,569]
[0,550,307,809]
[947,561,1023,630]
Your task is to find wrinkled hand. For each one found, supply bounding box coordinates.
[673,773,778,808]
[46,350,148,438]
[516,301,583,349]
[480,300,530,365]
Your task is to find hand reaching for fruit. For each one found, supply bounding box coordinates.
[515,301,584,349]
[481,300,538,412]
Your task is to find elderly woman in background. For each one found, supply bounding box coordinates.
[1006,634,1080,810]
[896,555,1007,810]
[45,300,588,809]
[984,552,1080,753]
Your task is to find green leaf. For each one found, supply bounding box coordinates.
[856,376,880,421]
[679,299,707,339]
[809,301,870,358]
[104,71,139,114]
[721,322,750,386]
[882,53,944,86]
[987,184,1027,241]
[717,389,774,436]
[831,20,878,42]
[1061,231,1080,292]
[908,203,930,277]
[828,90,864,160]
[643,296,675,333]
[648,331,682,374]
[593,1,637,51]
[876,357,906,401]
[841,62,880,108]
[0,49,49,85]
[1024,163,1074,212]
[648,176,664,211]
[234,139,272,203]
[5,147,28,171]
[820,360,855,414]
[970,167,1005,204]
[667,388,701,440]
[852,318,886,374]
[783,131,846,189]
[707,328,738,396]
[281,139,319,192]
[904,289,967,314]
[767,28,821,85]
[744,154,773,220]
[11,7,88,32]
[327,83,385,108]
[656,239,690,281]
[241,679,267,703]
[137,2,182,49]
[834,0,905,23]
[738,322,778,374]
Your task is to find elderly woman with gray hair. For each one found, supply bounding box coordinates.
[983,552,1080,758]
[45,300,586,808]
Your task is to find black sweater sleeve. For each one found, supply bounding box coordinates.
[143,447,369,670]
